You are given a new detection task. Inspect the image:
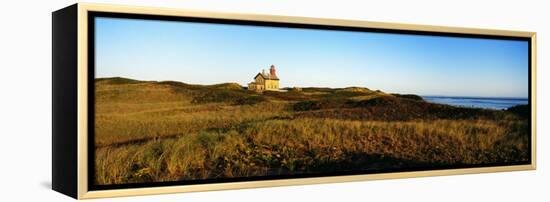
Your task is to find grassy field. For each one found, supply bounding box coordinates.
[94,77,530,185]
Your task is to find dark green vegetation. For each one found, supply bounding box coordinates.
[95,77,530,185]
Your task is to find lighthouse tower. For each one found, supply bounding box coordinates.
[269,65,276,77]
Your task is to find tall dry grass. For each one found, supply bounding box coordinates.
[96,117,528,185]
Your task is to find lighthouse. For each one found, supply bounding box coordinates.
[247,65,280,92]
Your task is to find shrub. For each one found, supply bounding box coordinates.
[391,93,424,101]
[348,96,399,107]
[264,90,308,101]
[233,96,267,105]
[293,101,321,111]
[191,89,249,104]
[507,104,530,119]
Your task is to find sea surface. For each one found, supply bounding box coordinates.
[422,96,528,110]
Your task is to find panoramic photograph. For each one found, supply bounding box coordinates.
[93,16,530,185]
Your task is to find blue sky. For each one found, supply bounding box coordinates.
[95,17,529,98]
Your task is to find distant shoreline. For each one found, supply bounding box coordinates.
[422,96,528,110]
[422,95,528,101]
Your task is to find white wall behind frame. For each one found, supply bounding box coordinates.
[0,0,546,201]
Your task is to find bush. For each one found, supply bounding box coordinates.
[507,104,530,119]
[391,93,424,101]
[264,90,308,101]
[348,96,399,107]
[191,89,249,104]
[233,96,267,105]
[293,101,321,111]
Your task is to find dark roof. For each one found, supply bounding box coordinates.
[254,73,279,80]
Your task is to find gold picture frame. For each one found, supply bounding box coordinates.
[52,3,536,199]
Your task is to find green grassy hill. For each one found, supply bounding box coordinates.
[94,77,530,185]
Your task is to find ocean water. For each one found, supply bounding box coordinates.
[422,96,528,110]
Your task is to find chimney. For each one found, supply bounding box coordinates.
[262,69,266,76]
[270,65,276,77]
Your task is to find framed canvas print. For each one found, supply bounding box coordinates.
[52,3,536,199]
